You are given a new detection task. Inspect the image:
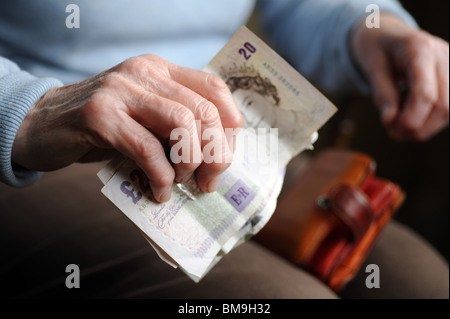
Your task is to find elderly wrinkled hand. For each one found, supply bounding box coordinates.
[352,14,449,141]
[11,54,244,202]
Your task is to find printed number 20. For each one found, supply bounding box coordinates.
[239,42,256,60]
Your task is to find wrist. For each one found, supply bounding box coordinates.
[352,14,416,56]
[351,14,416,76]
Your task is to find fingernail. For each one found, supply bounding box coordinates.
[207,176,221,193]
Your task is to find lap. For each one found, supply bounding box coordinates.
[1,162,447,299]
[0,163,336,299]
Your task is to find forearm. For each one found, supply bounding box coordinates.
[258,0,417,95]
[0,56,63,187]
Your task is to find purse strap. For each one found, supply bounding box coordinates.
[324,184,374,241]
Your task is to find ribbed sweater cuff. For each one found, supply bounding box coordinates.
[0,70,63,187]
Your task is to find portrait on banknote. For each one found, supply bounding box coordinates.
[223,63,302,140]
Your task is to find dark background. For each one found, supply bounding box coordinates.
[251,1,449,260]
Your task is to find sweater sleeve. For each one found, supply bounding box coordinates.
[258,0,418,95]
[0,56,63,187]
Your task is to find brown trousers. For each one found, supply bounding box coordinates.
[0,163,448,298]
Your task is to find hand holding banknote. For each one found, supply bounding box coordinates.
[98,27,337,281]
[12,54,243,201]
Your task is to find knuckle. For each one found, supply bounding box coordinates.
[405,32,430,50]
[205,74,234,100]
[152,171,174,189]
[206,74,229,92]
[197,99,220,124]
[121,54,171,79]
[134,90,156,109]
[171,106,196,129]
[119,56,149,74]
[135,134,162,163]
[140,53,165,64]
[417,88,438,105]
[402,34,433,63]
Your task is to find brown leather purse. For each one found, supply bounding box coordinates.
[253,149,405,291]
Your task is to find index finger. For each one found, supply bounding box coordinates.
[168,65,244,132]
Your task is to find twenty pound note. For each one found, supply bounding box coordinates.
[98,26,337,281]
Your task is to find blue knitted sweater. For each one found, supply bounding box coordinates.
[0,0,416,187]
